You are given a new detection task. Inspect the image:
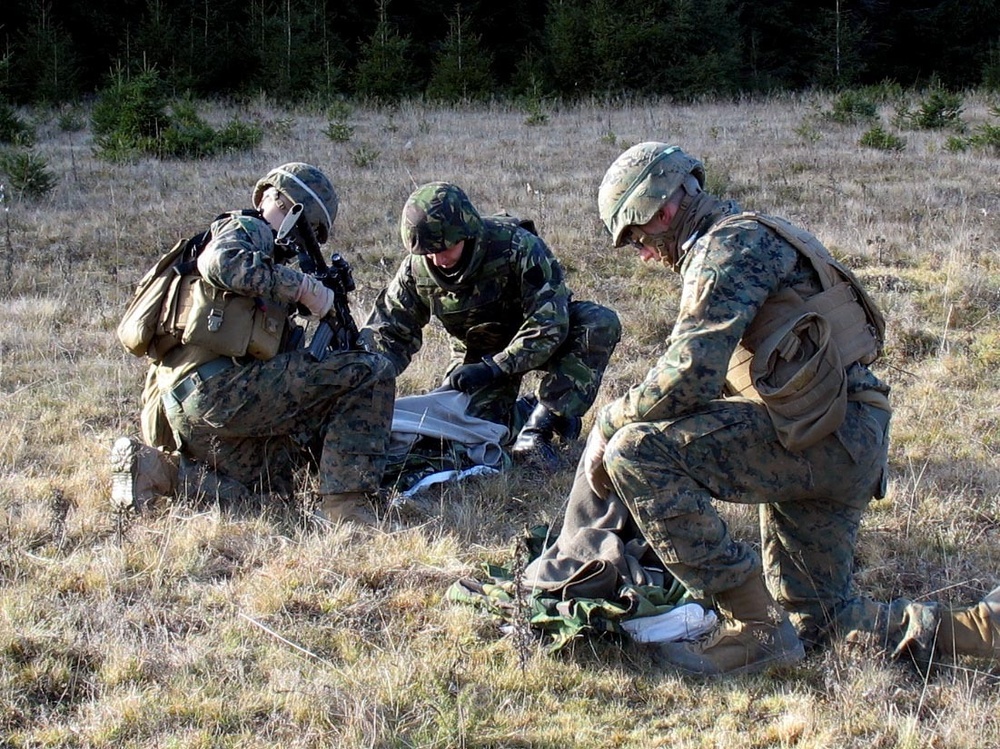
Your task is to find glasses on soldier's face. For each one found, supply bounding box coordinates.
[626,228,650,250]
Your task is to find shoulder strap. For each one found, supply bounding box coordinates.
[173,230,210,276]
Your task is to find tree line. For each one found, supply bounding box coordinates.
[2,0,999,104]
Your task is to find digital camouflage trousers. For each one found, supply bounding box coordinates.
[602,397,929,649]
[163,349,395,497]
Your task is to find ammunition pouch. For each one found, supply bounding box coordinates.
[165,275,287,360]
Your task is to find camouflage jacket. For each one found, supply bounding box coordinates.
[196,211,302,302]
[598,199,889,440]
[361,218,571,377]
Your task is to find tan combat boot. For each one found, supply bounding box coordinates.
[110,436,178,511]
[315,492,376,526]
[653,575,805,675]
[935,586,1000,661]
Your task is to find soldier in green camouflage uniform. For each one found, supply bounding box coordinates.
[360,182,621,467]
[567,142,998,675]
[111,163,395,524]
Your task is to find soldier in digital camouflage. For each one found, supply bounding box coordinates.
[360,181,621,467]
[551,142,998,675]
[111,162,395,525]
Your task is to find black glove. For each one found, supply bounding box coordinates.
[444,357,502,393]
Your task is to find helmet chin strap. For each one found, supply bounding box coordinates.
[641,230,676,266]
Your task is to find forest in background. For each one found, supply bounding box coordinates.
[3,0,1000,105]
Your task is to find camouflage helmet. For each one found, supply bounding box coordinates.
[598,143,705,248]
[400,182,483,255]
[252,162,338,243]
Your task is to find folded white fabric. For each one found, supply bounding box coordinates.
[390,390,509,468]
[620,603,718,643]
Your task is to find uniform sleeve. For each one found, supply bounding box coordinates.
[491,232,571,375]
[196,213,303,303]
[598,222,795,439]
[358,259,430,377]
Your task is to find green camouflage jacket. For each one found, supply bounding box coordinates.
[361,218,571,377]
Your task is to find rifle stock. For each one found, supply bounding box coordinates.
[276,203,360,361]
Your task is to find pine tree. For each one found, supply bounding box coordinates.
[352,0,415,102]
[9,0,79,103]
[807,0,870,88]
[544,0,595,97]
[656,0,743,98]
[426,6,495,102]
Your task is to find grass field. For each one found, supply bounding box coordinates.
[0,91,998,747]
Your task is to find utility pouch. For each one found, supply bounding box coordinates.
[178,277,285,360]
[246,298,287,360]
[751,311,847,451]
[181,279,255,358]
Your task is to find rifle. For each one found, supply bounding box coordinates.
[275,202,360,361]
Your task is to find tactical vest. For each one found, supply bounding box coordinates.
[409,215,542,358]
[717,212,888,450]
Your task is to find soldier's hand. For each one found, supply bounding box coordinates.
[296,274,335,317]
[583,427,613,498]
[444,357,502,393]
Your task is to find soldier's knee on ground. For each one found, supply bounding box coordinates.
[176,457,252,507]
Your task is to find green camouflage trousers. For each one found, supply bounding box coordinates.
[461,300,621,433]
[163,350,395,496]
[603,397,909,647]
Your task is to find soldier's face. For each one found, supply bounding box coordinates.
[428,240,465,269]
[259,188,291,232]
[626,202,679,263]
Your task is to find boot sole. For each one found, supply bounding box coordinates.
[109,437,138,510]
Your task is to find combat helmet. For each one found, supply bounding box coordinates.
[598,143,705,248]
[253,162,338,243]
[400,182,483,255]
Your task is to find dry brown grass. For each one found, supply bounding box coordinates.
[0,92,998,747]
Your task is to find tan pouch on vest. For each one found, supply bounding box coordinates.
[178,278,285,360]
[246,299,287,360]
[751,311,847,451]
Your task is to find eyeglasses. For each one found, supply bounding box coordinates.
[625,228,650,250]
